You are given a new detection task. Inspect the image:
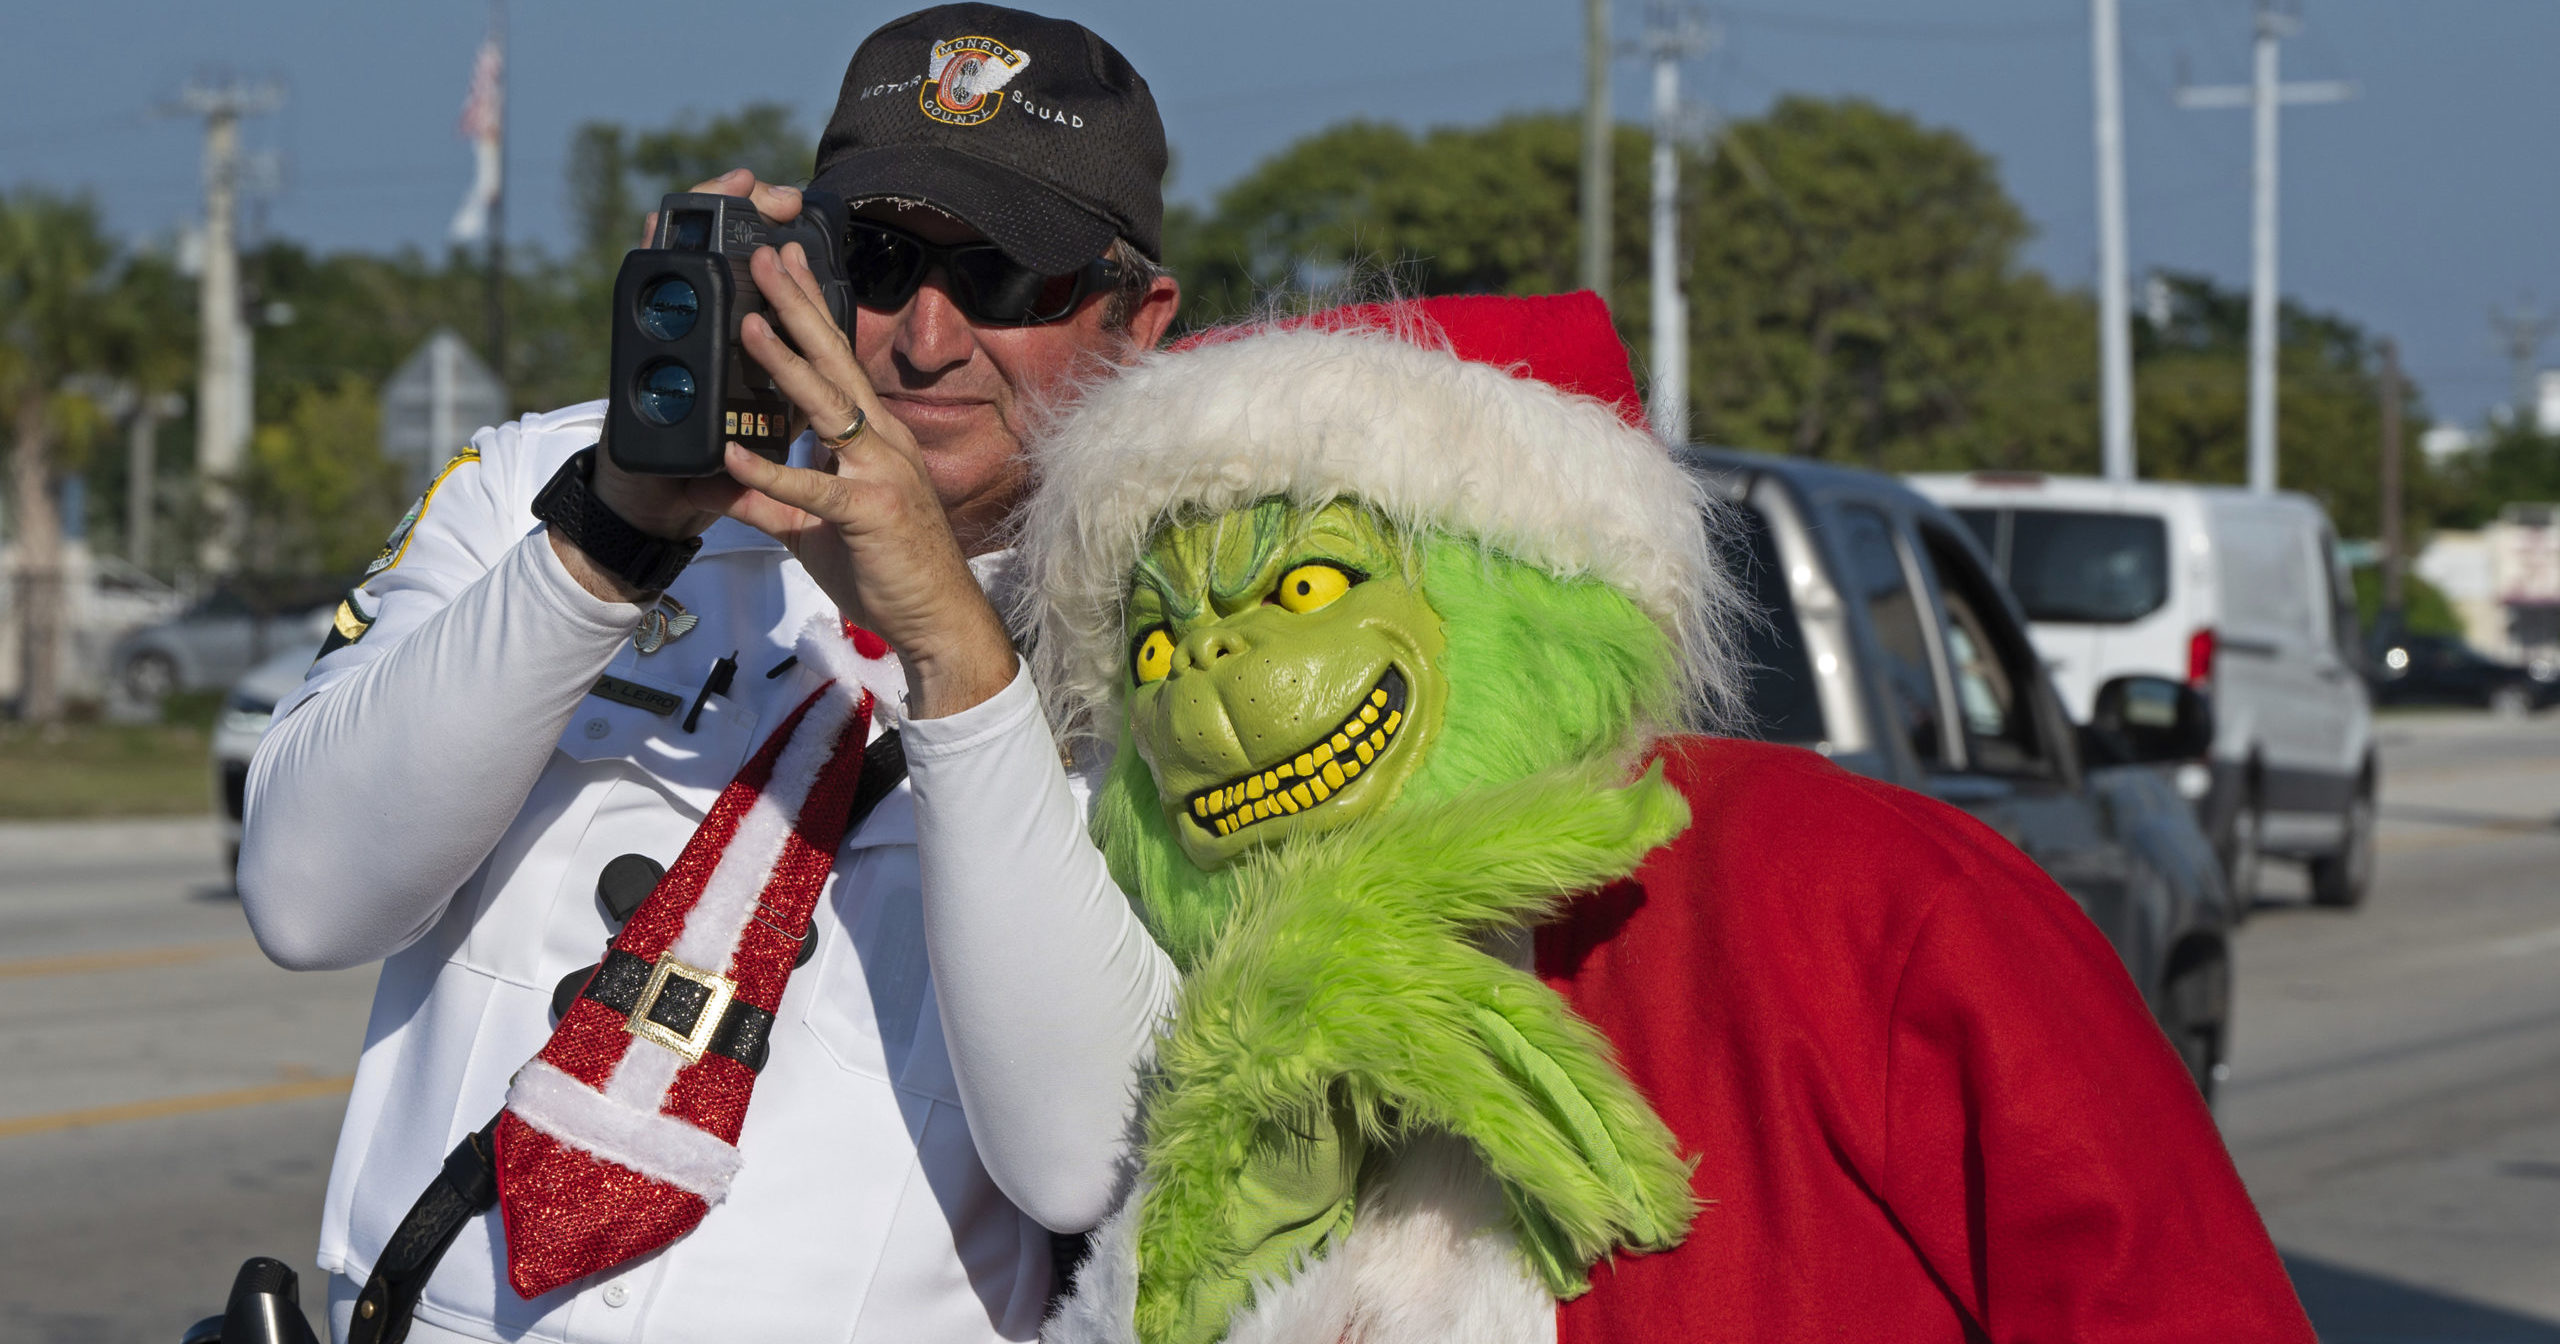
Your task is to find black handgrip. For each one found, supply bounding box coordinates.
[181,1255,319,1344]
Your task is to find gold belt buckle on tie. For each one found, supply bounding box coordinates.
[625,954,736,1062]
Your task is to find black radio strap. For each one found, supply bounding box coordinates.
[344,1123,498,1344]
[345,730,906,1344]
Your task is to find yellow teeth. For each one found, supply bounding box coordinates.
[1186,669,1410,839]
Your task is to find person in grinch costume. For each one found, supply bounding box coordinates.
[990,293,2313,1343]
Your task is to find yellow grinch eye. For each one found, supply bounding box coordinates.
[1273,563,1354,614]
[1132,627,1175,684]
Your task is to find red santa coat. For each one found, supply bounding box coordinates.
[1537,737,2314,1343]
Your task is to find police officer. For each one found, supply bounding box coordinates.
[237,7,1180,1340]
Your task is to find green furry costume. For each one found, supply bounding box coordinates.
[1097,530,1702,1340]
[1018,294,1740,1344]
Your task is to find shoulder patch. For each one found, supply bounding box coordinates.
[368,446,482,577]
[314,590,376,661]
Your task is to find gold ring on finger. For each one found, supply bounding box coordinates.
[818,406,868,451]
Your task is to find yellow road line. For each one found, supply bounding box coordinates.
[0,1073,353,1140]
[0,937,257,979]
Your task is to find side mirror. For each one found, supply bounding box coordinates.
[2086,674,2215,766]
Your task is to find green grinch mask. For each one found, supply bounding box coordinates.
[1123,499,1448,871]
[1092,499,1704,1343]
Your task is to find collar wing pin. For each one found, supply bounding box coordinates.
[635,595,698,655]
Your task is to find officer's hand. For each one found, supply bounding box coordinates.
[688,238,1016,721]
[560,170,808,604]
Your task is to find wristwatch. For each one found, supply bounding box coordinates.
[531,446,702,594]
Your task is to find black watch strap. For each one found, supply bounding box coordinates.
[532,447,701,594]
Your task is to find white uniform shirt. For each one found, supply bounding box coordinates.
[238,401,1175,1344]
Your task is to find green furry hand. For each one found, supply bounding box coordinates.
[1136,1099,1366,1344]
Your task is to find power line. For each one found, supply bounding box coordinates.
[1156,51,1557,117]
[1716,8,2077,42]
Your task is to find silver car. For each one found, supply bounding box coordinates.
[111,592,334,701]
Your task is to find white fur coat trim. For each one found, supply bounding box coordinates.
[1043,1135,1554,1344]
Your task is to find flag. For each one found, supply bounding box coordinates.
[449,32,504,243]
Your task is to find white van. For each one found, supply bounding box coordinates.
[1906,473,2375,908]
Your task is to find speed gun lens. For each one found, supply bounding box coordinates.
[635,361,697,427]
[638,277,699,341]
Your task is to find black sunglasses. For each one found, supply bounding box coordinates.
[842,218,1123,327]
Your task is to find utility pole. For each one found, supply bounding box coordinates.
[2379,337,2405,623]
[2491,300,2555,428]
[1644,3,1708,445]
[175,79,280,578]
[2178,0,2353,493]
[2091,0,2135,480]
[1580,0,1613,298]
[127,392,185,570]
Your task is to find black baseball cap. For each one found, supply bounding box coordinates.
[811,4,1166,275]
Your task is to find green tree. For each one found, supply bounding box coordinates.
[567,103,814,277]
[83,250,195,568]
[1165,101,2092,471]
[2133,272,2451,537]
[1171,99,2462,536]
[1165,116,1650,328]
[1680,97,2085,469]
[2431,422,2560,528]
[2349,565,2460,638]
[240,375,407,583]
[0,189,124,720]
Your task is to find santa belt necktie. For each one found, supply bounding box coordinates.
[341,621,915,1344]
[484,658,880,1300]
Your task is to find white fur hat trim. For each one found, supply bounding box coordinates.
[1018,319,1726,740]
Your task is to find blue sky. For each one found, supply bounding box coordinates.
[6,0,2552,429]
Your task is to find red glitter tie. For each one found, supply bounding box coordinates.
[491,665,875,1299]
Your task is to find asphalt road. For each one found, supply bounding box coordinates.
[0,822,370,1344]
[1,717,2555,1343]
[2224,713,2560,1341]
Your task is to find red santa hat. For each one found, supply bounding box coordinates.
[1019,291,1738,740]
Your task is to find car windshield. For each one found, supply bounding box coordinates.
[1953,508,1999,556]
[1716,502,1826,743]
[2004,509,2169,625]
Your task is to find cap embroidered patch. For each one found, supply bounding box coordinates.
[919,35,1029,126]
